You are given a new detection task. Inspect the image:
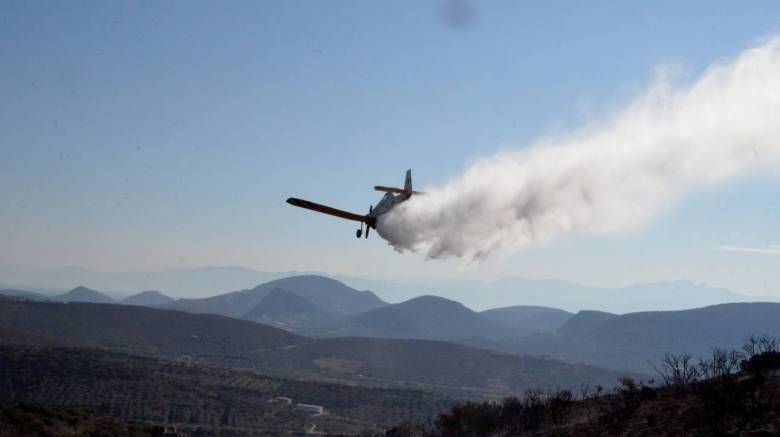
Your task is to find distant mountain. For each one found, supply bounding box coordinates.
[54,286,115,304]
[318,295,524,341]
[2,264,771,313]
[334,276,771,313]
[162,275,386,318]
[0,289,48,301]
[556,310,618,335]
[0,295,304,358]
[121,290,174,306]
[0,265,314,299]
[513,302,780,373]
[242,287,328,328]
[480,305,573,333]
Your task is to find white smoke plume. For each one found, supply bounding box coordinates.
[377,37,780,261]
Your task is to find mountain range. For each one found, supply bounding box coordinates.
[5,272,780,377]
[121,290,174,306]
[0,295,629,397]
[511,302,780,373]
[3,265,776,313]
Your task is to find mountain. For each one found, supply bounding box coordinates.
[54,286,115,304]
[0,289,48,301]
[121,290,174,306]
[2,264,770,313]
[0,295,304,358]
[555,310,617,335]
[0,265,314,299]
[0,296,632,398]
[242,287,328,328]
[318,295,525,341]
[162,275,386,318]
[480,305,573,333]
[513,302,780,373]
[333,276,770,313]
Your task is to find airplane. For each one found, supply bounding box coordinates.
[286,169,423,239]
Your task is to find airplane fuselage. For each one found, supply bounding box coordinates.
[367,192,409,223]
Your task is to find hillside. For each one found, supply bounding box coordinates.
[161,275,387,318]
[318,295,522,342]
[54,286,115,304]
[481,305,573,333]
[0,342,451,435]
[0,296,631,399]
[242,287,329,328]
[382,337,780,436]
[0,296,305,359]
[514,302,780,372]
[121,290,174,306]
[0,289,47,301]
[0,405,163,437]
[259,337,631,398]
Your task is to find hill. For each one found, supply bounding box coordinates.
[336,276,765,313]
[121,290,174,306]
[481,305,573,333]
[0,296,305,359]
[0,342,451,435]
[258,337,632,398]
[0,296,631,398]
[54,286,114,304]
[242,287,329,329]
[161,275,386,318]
[382,336,780,436]
[0,405,163,436]
[0,289,47,301]
[513,302,780,373]
[317,295,524,342]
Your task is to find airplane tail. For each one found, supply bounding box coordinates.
[374,169,424,196]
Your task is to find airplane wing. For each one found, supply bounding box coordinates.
[286,198,374,224]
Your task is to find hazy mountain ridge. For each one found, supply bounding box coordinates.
[161,275,386,318]
[480,305,574,333]
[0,289,48,301]
[315,295,527,341]
[121,290,174,306]
[54,286,115,304]
[512,302,780,373]
[2,265,773,313]
[242,287,329,328]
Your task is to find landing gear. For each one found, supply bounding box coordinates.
[356,222,363,239]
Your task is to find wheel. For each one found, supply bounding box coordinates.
[356,229,362,238]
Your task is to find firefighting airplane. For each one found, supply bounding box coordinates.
[286,169,422,239]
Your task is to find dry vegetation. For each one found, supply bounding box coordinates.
[378,335,780,436]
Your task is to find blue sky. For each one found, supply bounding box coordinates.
[1,1,778,295]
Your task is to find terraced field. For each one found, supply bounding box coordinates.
[0,343,453,435]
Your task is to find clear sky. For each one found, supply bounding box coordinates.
[1,1,778,296]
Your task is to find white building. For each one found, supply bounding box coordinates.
[296,403,324,414]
